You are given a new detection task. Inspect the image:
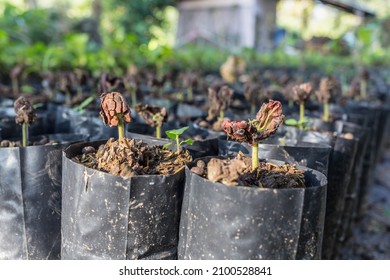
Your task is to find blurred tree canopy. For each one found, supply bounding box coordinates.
[102,0,177,45]
[0,0,180,75]
[1,0,390,76]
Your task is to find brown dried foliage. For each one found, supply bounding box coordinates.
[315,76,340,103]
[135,104,167,128]
[291,82,312,103]
[219,55,246,83]
[222,100,284,145]
[100,92,131,127]
[222,120,259,145]
[14,96,36,125]
[243,82,271,105]
[181,71,199,88]
[207,85,233,121]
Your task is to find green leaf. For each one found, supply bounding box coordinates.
[74,96,95,113]
[32,103,43,110]
[357,27,372,46]
[20,85,34,94]
[162,142,172,149]
[181,139,193,146]
[165,131,176,140]
[165,126,189,139]
[284,118,299,126]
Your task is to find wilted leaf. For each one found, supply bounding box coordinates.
[99,92,131,127]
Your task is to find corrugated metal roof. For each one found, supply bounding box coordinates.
[319,0,376,18]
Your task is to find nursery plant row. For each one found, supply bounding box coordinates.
[0,64,389,260]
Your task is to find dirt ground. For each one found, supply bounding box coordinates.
[337,142,390,260]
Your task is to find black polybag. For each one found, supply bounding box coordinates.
[54,107,115,140]
[61,140,185,259]
[264,125,359,260]
[342,104,380,218]
[332,121,369,257]
[178,157,328,260]
[0,133,87,260]
[180,123,221,158]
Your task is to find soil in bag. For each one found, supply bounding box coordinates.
[178,155,327,260]
[61,138,191,259]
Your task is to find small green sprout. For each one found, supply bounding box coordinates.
[135,104,167,139]
[284,117,309,129]
[163,126,193,153]
[74,96,95,114]
[285,83,312,129]
[315,76,340,122]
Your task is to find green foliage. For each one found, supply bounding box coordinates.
[73,96,95,114]
[1,0,390,79]
[174,44,229,71]
[0,3,57,44]
[284,118,310,130]
[165,126,188,140]
[102,0,177,45]
[142,44,175,76]
[32,103,44,110]
[163,126,193,152]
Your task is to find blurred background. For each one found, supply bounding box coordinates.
[1,0,389,77]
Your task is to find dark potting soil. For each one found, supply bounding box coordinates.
[74,137,192,177]
[190,152,305,188]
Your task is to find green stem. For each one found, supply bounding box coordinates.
[360,79,367,99]
[65,91,71,106]
[323,101,329,122]
[22,123,28,147]
[220,111,225,120]
[118,116,125,139]
[176,135,180,153]
[299,101,305,129]
[156,125,161,139]
[252,144,259,171]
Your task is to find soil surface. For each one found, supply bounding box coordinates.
[74,137,192,177]
[191,152,305,188]
[337,142,390,260]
